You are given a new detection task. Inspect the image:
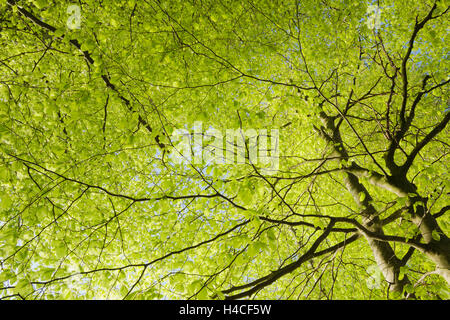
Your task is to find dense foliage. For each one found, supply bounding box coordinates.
[0,0,449,299]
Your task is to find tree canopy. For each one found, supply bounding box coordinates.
[0,0,449,300]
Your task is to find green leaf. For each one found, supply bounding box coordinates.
[120,285,129,297]
[266,229,276,242]
[0,194,12,209]
[397,197,408,207]
[33,0,47,9]
[55,241,67,258]
[197,287,209,300]
[404,284,415,294]
[359,192,366,202]
[398,266,407,280]
[431,230,441,241]
[0,270,15,282]
[188,279,203,293]
[14,278,33,296]
[53,28,65,38]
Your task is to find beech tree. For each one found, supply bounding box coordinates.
[0,0,449,300]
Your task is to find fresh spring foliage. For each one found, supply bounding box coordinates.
[0,0,449,300]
